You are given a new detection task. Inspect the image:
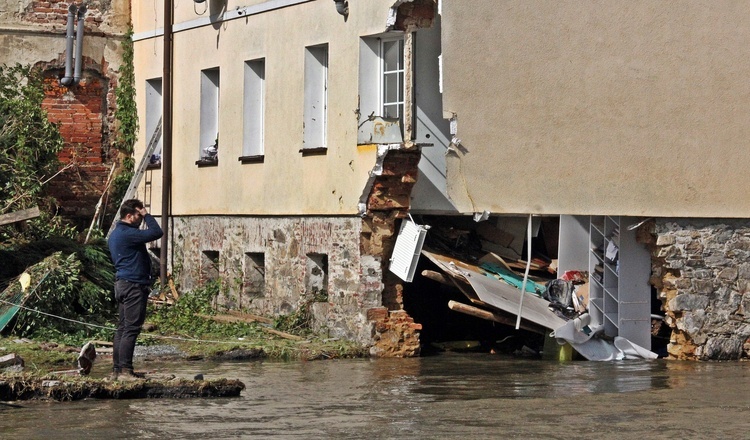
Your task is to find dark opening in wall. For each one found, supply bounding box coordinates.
[201,250,220,284]
[305,253,328,302]
[243,252,265,299]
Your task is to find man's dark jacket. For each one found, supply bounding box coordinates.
[108,214,164,285]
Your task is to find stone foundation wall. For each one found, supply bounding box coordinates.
[170,215,383,345]
[653,219,750,360]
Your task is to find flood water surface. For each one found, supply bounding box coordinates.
[2,353,749,439]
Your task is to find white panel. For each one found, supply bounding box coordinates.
[145,78,163,156]
[303,44,327,149]
[389,219,428,282]
[200,68,220,157]
[243,59,265,156]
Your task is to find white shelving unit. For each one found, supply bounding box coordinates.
[559,215,652,350]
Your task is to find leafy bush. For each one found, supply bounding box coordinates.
[7,247,117,345]
[0,64,70,245]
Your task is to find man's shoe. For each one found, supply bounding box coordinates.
[117,369,144,382]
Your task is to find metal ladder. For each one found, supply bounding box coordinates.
[107,117,162,237]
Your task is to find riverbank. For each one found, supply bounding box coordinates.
[0,331,368,401]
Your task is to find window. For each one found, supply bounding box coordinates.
[243,252,265,299]
[145,78,162,167]
[381,38,405,123]
[302,44,328,152]
[358,34,405,144]
[241,59,265,162]
[305,253,328,301]
[199,67,220,165]
[201,250,220,285]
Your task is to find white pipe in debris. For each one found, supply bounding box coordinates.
[515,214,533,330]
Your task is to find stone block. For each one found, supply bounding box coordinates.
[656,235,676,246]
[669,293,709,312]
[366,307,388,321]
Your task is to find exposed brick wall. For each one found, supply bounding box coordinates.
[41,67,112,223]
[369,308,422,357]
[361,147,423,356]
[21,0,107,31]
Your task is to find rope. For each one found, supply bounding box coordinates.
[0,297,261,345]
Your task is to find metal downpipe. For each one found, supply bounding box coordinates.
[160,0,173,287]
[73,4,87,84]
[59,4,76,86]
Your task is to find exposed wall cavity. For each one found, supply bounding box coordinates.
[386,0,436,32]
[652,218,750,360]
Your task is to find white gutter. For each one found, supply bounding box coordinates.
[132,0,315,42]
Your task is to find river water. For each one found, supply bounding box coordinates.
[1,353,749,439]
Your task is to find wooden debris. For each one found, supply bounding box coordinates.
[420,269,453,286]
[448,300,546,335]
[260,327,304,341]
[195,313,303,340]
[0,206,40,226]
[226,310,273,325]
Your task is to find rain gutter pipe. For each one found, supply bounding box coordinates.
[160,0,173,287]
[60,4,76,86]
[73,4,87,84]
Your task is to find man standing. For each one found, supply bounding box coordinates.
[108,199,163,380]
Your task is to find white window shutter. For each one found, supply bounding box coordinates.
[389,219,428,282]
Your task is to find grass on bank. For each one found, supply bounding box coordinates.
[1,280,367,376]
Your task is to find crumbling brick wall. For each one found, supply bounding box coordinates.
[42,66,112,224]
[652,219,750,360]
[13,0,129,226]
[361,148,423,357]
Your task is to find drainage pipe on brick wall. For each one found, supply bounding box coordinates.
[59,4,76,86]
[73,4,87,84]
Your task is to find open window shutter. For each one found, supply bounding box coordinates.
[389,218,428,282]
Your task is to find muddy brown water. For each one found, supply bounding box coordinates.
[1,353,748,439]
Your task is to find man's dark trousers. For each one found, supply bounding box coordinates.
[113,279,150,372]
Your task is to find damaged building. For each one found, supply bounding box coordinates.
[130,0,750,360]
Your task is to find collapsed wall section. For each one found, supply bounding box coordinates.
[360,147,423,357]
[652,219,750,360]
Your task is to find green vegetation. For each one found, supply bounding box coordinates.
[110,27,137,207]
[0,64,72,245]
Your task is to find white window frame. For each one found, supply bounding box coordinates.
[199,67,220,161]
[303,44,328,150]
[145,77,163,161]
[380,37,405,124]
[243,58,265,157]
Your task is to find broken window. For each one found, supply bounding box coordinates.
[199,67,220,165]
[243,252,265,299]
[302,44,328,152]
[242,59,265,161]
[305,253,328,302]
[145,77,163,167]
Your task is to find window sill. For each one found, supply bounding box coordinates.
[299,147,327,157]
[238,155,265,164]
[195,159,219,167]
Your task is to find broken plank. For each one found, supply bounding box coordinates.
[260,327,304,341]
[0,206,40,226]
[421,269,453,286]
[226,310,273,324]
[448,300,546,334]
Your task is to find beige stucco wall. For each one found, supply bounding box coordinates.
[133,0,400,216]
[442,0,750,218]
